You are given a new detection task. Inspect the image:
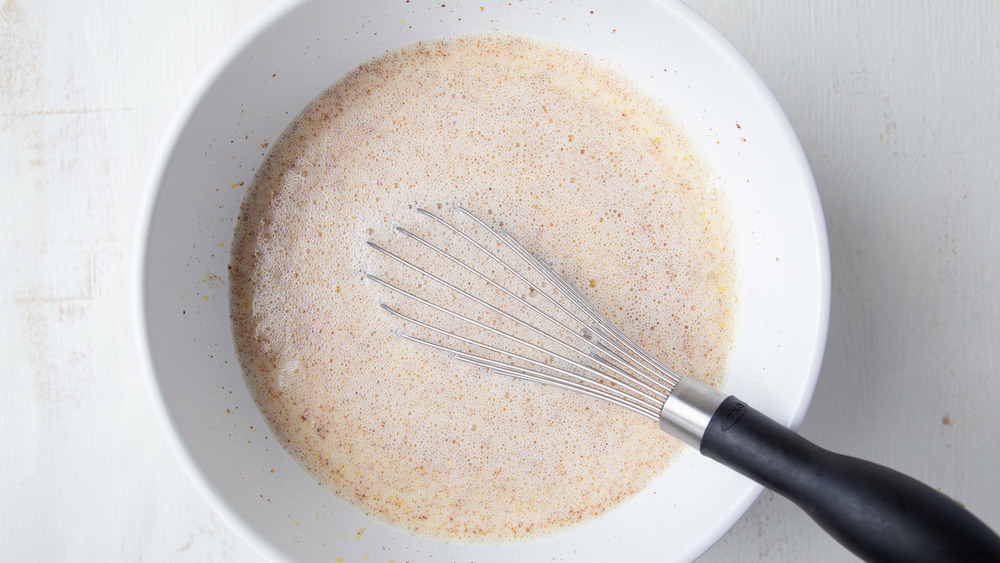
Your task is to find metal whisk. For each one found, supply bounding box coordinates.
[365,207,1000,563]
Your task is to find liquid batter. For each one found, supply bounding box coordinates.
[229,33,737,543]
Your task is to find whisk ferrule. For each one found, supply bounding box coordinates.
[658,377,727,449]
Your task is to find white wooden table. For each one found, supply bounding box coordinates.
[3,1,998,561]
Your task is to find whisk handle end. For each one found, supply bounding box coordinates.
[700,396,1000,563]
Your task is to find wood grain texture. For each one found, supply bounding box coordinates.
[1,1,997,561]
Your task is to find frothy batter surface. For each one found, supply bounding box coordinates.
[229,33,737,543]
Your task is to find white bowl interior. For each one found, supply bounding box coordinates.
[136,1,830,561]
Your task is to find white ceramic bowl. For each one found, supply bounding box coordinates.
[134,1,830,561]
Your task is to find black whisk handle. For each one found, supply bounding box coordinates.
[700,396,1000,563]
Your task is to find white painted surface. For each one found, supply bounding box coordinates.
[1,1,997,561]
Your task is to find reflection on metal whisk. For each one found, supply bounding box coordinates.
[364,206,1000,563]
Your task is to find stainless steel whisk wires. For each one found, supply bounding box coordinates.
[364,207,1000,562]
[364,206,683,421]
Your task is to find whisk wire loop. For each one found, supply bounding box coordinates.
[372,227,668,400]
[365,206,685,419]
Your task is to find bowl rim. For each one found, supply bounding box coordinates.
[132,0,831,561]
